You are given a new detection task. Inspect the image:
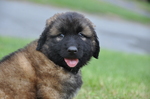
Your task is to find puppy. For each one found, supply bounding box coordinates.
[0,12,100,99]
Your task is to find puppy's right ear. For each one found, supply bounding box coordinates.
[37,13,61,51]
[36,28,48,51]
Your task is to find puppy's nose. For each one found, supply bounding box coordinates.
[67,46,78,53]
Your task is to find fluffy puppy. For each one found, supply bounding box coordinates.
[0,12,100,99]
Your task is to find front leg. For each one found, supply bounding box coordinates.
[37,86,61,99]
[36,80,62,99]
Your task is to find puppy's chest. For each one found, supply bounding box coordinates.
[61,72,82,99]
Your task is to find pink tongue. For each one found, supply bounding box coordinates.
[64,58,79,67]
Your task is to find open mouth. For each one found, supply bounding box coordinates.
[64,58,79,67]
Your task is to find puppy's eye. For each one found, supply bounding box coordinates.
[78,32,86,38]
[55,33,64,41]
[58,33,64,38]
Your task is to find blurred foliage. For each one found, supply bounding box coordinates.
[28,0,150,24]
[129,0,150,12]
[130,0,150,3]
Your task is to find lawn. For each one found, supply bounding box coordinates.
[28,0,150,24]
[0,36,150,99]
[0,36,32,57]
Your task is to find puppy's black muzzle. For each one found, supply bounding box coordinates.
[61,36,83,59]
[67,46,78,54]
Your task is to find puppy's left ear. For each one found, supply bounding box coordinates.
[93,36,100,59]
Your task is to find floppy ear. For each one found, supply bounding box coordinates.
[93,36,100,59]
[36,28,48,51]
[37,13,62,51]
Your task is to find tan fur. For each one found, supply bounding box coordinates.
[17,53,35,78]
[0,40,81,99]
[82,26,93,37]
[46,13,62,27]
[50,27,60,36]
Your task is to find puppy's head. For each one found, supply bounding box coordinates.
[37,12,100,73]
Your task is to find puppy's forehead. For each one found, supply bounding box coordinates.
[47,12,95,36]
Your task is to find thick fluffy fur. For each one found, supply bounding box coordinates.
[0,12,100,99]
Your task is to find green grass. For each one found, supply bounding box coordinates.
[76,51,150,99]
[0,36,150,99]
[0,36,32,58]
[28,0,150,24]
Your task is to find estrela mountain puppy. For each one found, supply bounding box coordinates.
[0,12,100,99]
